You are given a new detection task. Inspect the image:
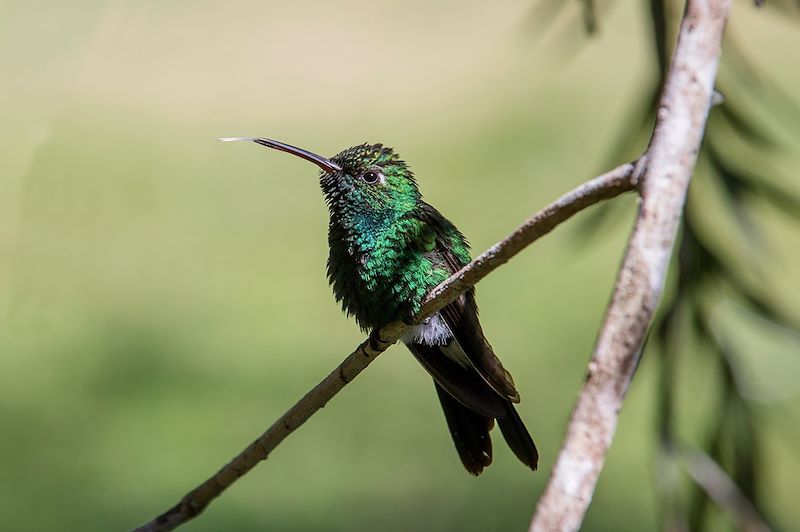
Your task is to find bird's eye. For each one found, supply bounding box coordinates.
[361,170,381,184]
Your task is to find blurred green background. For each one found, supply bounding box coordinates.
[1,1,798,530]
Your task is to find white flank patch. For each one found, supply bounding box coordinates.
[401,313,452,346]
[401,313,471,368]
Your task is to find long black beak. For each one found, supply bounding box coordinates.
[219,137,342,173]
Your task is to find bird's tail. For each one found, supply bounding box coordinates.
[497,402,538,471]
[434,382,493,475]
[435,382,538,474]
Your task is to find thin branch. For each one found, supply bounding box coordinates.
[134,163,637,532]
[529,1,731,530]
[681,448,772,532]
[420,162,639,319]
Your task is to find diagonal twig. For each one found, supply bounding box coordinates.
[134,162,638,532]
[682,447,772,532]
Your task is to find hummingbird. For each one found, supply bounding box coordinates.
[221,137,538,475]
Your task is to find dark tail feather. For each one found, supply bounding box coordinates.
[434,382,493,475]
[497,403,539,471]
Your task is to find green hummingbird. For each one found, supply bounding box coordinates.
[221,137,538,475]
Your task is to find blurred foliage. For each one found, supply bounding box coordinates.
[537,0,800,530]
[0,1,798,531]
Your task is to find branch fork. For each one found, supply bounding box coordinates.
[136,0,731,529]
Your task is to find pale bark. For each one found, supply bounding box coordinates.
[529,1,731,530]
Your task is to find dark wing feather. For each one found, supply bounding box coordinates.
[411,203,538,474]
[417,202,521,401]
[440,292,520,401]
[406,343,506,418]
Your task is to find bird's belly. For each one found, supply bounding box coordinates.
[401,312,470,368]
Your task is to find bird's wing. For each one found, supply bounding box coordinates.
[417,202,521,402]
[440,290,520,402]
[406,342,507,418]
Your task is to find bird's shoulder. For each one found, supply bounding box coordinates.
[412,201,471,268]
